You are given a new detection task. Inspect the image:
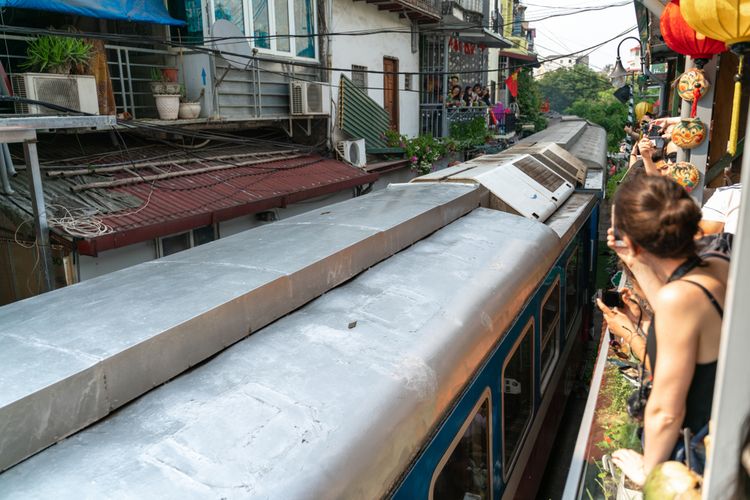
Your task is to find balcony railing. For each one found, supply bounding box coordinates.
[366,0,441,21]
[106,44,177,119]
[420,105,516,138]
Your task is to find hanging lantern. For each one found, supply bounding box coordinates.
[671,117,707,149]
[680,0,750,47]
[635,101,653,123]
[677,67,710,117]
[668,161,701,193]
[680,0,750,155]
[660,0,726,69]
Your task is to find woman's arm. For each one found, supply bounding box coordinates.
[642,283,700,472]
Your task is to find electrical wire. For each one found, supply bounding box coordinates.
[0,2,631,46]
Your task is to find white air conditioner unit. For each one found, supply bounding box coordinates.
[336,139,366,168]
[290,81,326,115]
[11,73,99,115]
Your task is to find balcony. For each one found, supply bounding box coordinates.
[360,0,441,22]
[0,33,317,126]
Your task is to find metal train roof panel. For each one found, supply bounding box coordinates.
[0,182,480,473]
[0,208,562,499]
[436,154,575,222]
[569,124,608,170]
[517,119,587,150]
[505,142,588,185]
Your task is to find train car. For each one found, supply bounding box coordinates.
[0,118,607,499]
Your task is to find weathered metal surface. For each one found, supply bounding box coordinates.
[518,119,587,150]
[0,182,480,473]
[0,115,116,130]
[545,192,598,248]
[0,208,561,499]
[569,124,608,170]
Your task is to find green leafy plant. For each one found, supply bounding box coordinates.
[21,35,93,74]
[449,116,490,151]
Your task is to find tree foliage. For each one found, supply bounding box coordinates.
[537,65,611,113]
[516,68,547,132]
[567,90,628,152]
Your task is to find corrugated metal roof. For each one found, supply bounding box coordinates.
[2,144,377,255]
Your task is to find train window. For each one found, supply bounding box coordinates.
[540,278,560,386]
[565,247,579,334]
[502,319,534,479]
[431,391,492,500]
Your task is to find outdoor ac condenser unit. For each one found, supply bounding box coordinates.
[290,81,326,115]
[11,73,99,115]
[336,139,366,168]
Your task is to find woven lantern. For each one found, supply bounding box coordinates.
[660,0,726,69]
[680,0,750,155]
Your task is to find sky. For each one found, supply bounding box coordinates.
[524,0,641,73]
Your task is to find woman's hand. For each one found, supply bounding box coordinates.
[607,227,639,268]
[612,449,647,487]
[597,298,637,344]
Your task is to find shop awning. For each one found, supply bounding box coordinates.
[0,0,185,25]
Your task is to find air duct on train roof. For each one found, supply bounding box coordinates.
[413,152,575,222]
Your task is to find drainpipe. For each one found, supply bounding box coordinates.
[0,145,12,195]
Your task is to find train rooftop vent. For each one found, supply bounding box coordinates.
[505,142,587,185]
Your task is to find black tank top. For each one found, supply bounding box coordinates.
[645,256,725,432]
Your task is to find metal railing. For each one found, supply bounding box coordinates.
[457,0,483,13]
[106,44,177,119]
[399,0,441,15]
[421,104,516,138]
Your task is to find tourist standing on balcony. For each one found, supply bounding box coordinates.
[462,86,474,107]
[447,85,463,108]
[607,175,729,485]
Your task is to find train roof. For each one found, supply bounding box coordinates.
[0,119,604,496]
[0,208,563,499]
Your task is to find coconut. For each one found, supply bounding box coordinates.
[643,461,701,499]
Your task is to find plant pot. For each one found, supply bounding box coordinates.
[162,67,178,82]
[150,82,167,94]
[154,94,180,120]
[178,102,201,119]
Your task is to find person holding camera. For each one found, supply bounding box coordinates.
[607,175,729,486]
[597,277,652,365]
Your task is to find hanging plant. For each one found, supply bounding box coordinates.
[21,35,93,75]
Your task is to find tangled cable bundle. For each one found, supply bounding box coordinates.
[46,204,112,238]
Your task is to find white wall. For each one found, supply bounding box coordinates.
[78,240,156,281]
[330,0,420,137]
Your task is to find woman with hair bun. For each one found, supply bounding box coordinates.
[608,175,729,486]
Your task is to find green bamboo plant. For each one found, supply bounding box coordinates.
[21,35,93,74]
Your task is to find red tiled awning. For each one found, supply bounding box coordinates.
[77,155,378,256]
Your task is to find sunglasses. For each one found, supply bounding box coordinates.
[665,152,678,163]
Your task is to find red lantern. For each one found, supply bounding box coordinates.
[660,0,726,68]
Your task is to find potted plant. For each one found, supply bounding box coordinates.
[178,85,203,119]
[21,35,93,75]
[150,68,181,120]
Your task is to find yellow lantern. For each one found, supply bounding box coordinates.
[680,1,750,46]
[635,101,654,123]
[680,0,750,155]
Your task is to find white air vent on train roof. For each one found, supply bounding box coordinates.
[419,153,575,222]
[505,142,588,185]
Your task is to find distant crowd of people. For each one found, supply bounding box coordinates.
[445,76,492,108]
[597,112,743,491]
